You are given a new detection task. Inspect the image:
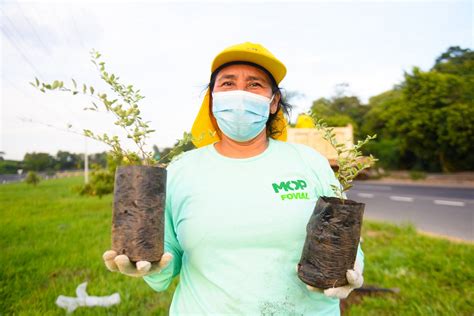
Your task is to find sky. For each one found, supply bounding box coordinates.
[1,0,472,160]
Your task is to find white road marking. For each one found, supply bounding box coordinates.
[390,196,414,202]
[357,193,374,198]
[434,200,465,207]
[356,185,392,191]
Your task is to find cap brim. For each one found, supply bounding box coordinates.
[212,50,286,84]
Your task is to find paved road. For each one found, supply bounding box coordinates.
[347,181,474,241]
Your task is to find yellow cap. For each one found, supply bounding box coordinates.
[191,42,289,147]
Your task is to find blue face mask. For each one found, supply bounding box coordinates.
[212,90,274,142]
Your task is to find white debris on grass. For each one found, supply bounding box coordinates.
[56,282,120,313]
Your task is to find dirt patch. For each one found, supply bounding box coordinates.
[418,230,474,245]
[340,286,400,315]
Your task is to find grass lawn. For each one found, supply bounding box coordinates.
[1,176,472,315]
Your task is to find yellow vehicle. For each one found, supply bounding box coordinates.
[288,114,354,168]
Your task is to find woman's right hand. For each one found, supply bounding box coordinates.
[102,250,173,277]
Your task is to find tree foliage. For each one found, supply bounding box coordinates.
[432,46,474,77]
[0,160,23,174]
[359,46,474,171]
[9,151,107,174]
[308,46,473,172]
[23,153,55,172]
[310,84,369,139]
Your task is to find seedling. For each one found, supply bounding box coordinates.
[30,49,199,166]
[30,50,205,263]
[313,118,377,202]
[298,116,378,289]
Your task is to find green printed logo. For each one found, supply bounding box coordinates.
[272,180,307,193]
[271,179,309,201]
[280,192,309,200]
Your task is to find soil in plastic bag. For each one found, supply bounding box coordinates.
[112,165,166,263]
[298,196,364,289]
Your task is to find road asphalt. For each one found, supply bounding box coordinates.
[348,181,473,241]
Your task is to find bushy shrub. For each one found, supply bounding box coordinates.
[25,171,41,186]
[74,154,120,198]
[409,170,427,180]
[77,168,115,198]
[363,139,401,170]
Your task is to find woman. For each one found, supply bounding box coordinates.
[103,42,364,315]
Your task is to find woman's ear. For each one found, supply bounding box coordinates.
[270,92,281,115]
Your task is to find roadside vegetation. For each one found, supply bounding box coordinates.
[1,176,472,315]
[310,46,473,172]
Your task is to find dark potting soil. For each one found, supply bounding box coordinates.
[298,196,364,289]
[112,165,166,263]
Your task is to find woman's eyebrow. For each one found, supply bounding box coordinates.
[247,75,267,83]
[216,74,268,83]
[217,74,237,81]
[247,76,266,81]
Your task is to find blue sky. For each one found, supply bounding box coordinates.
[1,0,472,160]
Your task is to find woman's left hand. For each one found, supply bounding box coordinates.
[303,258,364,299]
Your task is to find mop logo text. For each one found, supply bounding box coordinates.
[272,179,310,201]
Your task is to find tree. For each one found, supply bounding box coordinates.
[310,84,369,139]
[0,160,23,174]
[357,46,474,171]
[361,89,403,139]
[360,89,405,170]
[281,89,305,104]
[391,67,472,171]
[361,60,474,171]
[432,103,474,171]
[89,152,108,168]
[23,152,55,171]
[54,151,80,170]
[432,46,474,111]
[432,46,474,76]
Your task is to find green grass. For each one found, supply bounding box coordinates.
[0,177,176,315]
[350,222,473,315]
[1,177,473,315]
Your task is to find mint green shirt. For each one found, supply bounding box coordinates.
[144,138,364,315]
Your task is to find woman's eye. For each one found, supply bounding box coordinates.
[249,82,262,87]
[222,82,233,86]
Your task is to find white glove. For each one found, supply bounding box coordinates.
[103,250,173,277]
[301,258,364,299]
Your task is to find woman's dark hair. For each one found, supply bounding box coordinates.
[208,61,292,139]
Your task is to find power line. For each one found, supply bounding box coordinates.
[69,6,86,50]
[0,27,45,80]
[0,5,30,45]
[13,0,51,54]
[1,75,37,101]
[0,8,45,79]
[17,116,84,137]
[50,3,74,50]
